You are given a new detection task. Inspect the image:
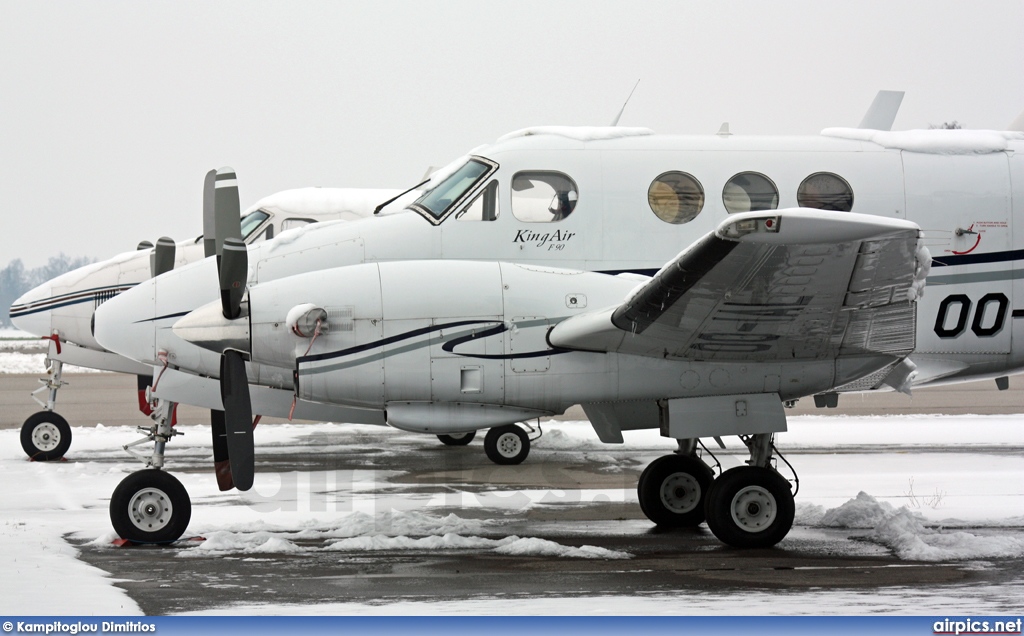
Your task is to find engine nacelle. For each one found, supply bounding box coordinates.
[245,260,637,419]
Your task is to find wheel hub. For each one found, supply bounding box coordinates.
[730,485,776,533]
[31,423,61,452]
[496,433,522,458]
[128,488,174,532]
[660,472,700,514]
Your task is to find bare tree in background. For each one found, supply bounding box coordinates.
[1,254,95,329]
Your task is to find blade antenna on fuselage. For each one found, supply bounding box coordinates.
[610,79,641,127]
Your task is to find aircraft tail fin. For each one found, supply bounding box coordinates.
[1007,108,1024,132]
[858,90,905,130]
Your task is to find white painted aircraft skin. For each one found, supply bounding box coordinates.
[9,186,403,360]
[73,125,1024,548]
[95,127,1024,407]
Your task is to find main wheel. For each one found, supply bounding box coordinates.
[637,454,714,527]
[109,469,191,544]
[437,431,476,446]
[484,425,530,465]
[21,411,72,461]
[704,466,794,548]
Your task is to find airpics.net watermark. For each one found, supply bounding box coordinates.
[934,618,1023,635]
[2,622,155,635]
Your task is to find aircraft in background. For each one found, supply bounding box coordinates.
[9,178,407,460]
[93,101,1024,549]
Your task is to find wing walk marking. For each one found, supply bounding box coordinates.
[611,235,738,335]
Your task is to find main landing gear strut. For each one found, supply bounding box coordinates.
[109,397,192,544]
[637,433,796,548]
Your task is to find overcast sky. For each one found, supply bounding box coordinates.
[2,0,1022,268]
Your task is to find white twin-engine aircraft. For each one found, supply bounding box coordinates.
[8,180,404,460]
[90,121,1024,549]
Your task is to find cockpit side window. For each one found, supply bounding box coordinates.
[240,210,271,241]
[511,171,578,223]
[282,217,317,231]
[456,181,499,221]
[408,157,498,225]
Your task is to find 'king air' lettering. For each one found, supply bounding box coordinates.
[513,229,576,248]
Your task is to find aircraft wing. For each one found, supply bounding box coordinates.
[549,209,926,369]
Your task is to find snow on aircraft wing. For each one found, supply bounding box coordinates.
[550,209,926,367]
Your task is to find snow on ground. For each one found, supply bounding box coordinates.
[0,351,105,373]
[0,337,108,374]
[0,416,1022,614]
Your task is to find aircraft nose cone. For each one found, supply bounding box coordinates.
[9,282,53,337]
[93,280,157,365]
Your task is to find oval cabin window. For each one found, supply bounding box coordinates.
[648,171,704,224]
[722,172,779,214]
[797,172,854,212]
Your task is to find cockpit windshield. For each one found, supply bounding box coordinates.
[240,210,271,240]
[408,157,498,224]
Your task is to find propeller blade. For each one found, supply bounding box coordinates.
[213,166,242,257]
[137,240,154,251]
[219,350,254,491]
[210,409,235,491]
[150,237,176,278]
[219,237,248,320]
[202,169,217,258]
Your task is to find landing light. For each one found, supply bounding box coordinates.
[721,216,781,239]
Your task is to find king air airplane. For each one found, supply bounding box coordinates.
[9,178,404,460]
[93,99,1024,549]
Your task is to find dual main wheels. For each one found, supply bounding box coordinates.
[638,456,794,548]
[436,425,531,465]
[21,411,72,461]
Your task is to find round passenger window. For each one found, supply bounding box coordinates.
[797,172,854,212]
[648,171,704,224]
[722,172,779,214]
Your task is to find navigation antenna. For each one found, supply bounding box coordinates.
[610,79,641,127]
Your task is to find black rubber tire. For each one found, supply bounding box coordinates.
[21,411,72,461]
[637,454,714,527]
[704,466,794,548]
[483,425,530,465]
[109,469,191,544]
[437,431,476,446]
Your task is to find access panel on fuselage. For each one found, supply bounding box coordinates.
[906,152,1013,355]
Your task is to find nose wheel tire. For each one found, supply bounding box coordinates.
[437,431,476,446]
[637,454,714,527]
[704,466,794,548]
[110,469,191,544]
[21,411,72,461]
[484,425,530,465]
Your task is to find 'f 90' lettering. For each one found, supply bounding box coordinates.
[934,292,1008,338]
